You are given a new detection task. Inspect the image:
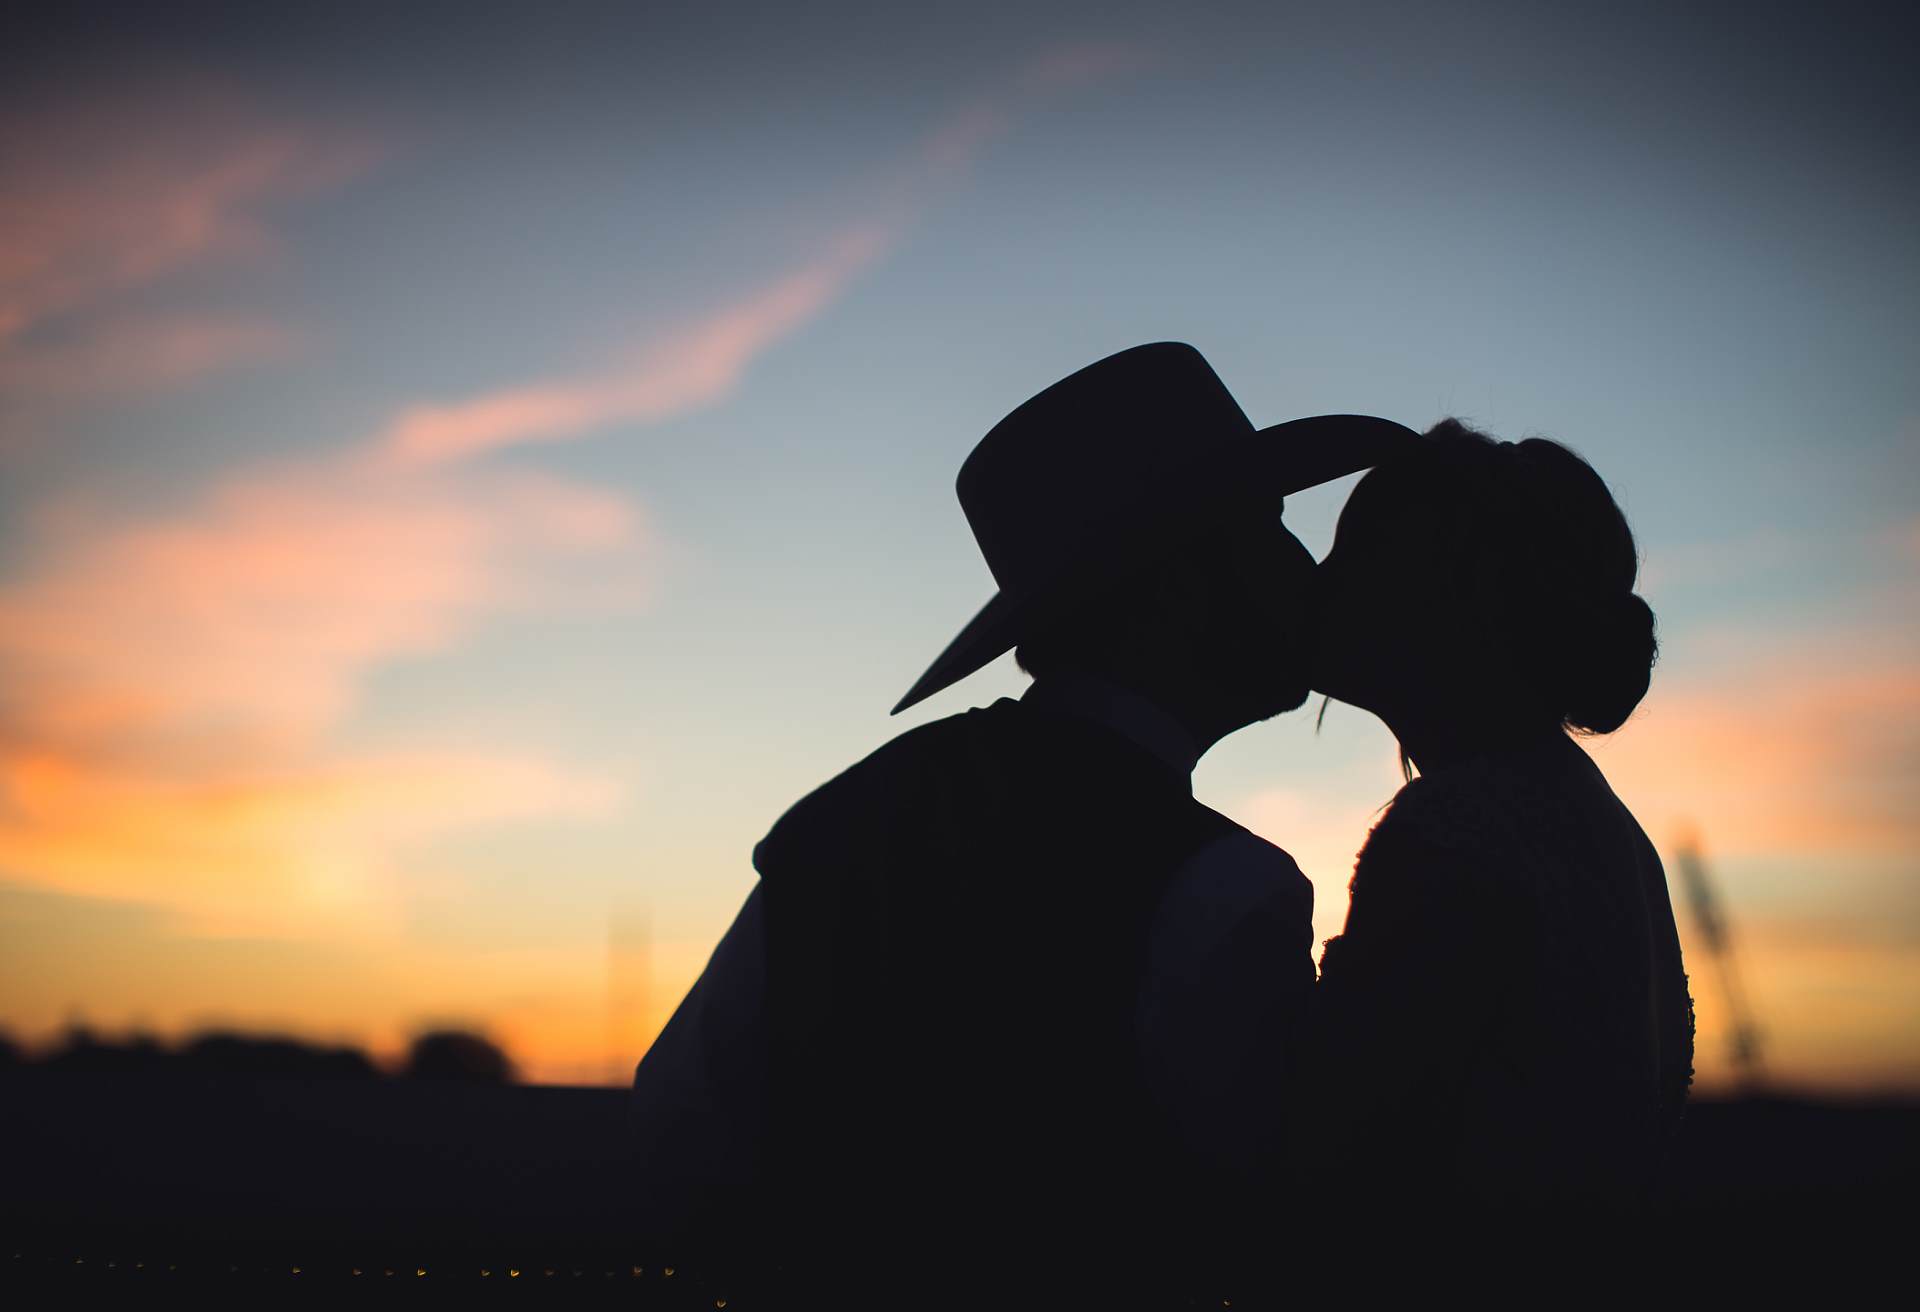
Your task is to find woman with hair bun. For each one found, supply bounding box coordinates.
[1299,419,1694,1216]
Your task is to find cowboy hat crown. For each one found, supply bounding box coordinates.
[892,342,1418,714]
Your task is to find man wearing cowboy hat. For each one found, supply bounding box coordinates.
[631,343,1418,1282]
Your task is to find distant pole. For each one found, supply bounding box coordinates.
[1673,831,1766,1092]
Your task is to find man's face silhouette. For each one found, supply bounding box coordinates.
[1238,510,1321,722]
[1175,499,1318,730]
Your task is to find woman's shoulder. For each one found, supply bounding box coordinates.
[1354,740,1601,891]
[1346,772,1496,912]
[1362,763,1505,862]
[1321,771,1506,979]
[1396,733,1619,825]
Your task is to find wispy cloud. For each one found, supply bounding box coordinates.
[373,41,1151,469]
[0,83,373,342]
[0,454,642,934]
[1019,43,1155,93]
[0,47,1150,943]
[377,225,895,468]
[0,82,375,407]
[0,311,299,400]
[0,459,641,739]
[1588,617,1920,861]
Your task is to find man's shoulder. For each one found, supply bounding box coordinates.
[1174,815,1312,909]
[1183,800,1293,858]
[1148,815,1314,972]
[1187,815,1305,873]
[801,699,1022,796]
[751,701,1019,876]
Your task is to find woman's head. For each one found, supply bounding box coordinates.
[1313,419,1657,743]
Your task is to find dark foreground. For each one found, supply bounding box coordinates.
[3,1070,1913,1297]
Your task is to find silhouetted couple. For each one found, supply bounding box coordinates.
[631,344,1694,1289]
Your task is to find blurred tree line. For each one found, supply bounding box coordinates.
[0,1024,516,1082]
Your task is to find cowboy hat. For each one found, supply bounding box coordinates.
[892,342,1420,714]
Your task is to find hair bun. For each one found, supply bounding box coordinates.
[1562,591,1658,734]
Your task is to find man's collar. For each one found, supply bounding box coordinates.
[1020,675,1202,781]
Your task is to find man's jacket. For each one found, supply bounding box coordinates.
[750,696,1247,1270]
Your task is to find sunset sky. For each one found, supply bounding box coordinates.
[1,1,1914,1092]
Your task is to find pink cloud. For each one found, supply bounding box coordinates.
[1019,43,1155,93]
[910,43,1154,190]
[0,46,1150,939]
[370,43,1150,470]
[377,226,894,468]
[0,312,299,399]
[0,84,374,347]
[1588,628,1920,861]
[1585,628,1920,1091]
[0,447,645,932]
[0,458,642,742]
[0,82,377,414]
[921,103,1020,175]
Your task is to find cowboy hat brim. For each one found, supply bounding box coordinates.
[889,413,1420,715]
